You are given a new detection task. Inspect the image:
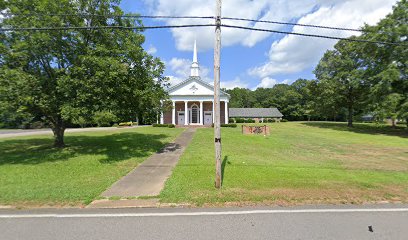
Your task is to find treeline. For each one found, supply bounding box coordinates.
[227,0,407,127]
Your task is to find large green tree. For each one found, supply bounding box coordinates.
[0,0,168,147]
[314,38,369,127]
[360,0,407,126]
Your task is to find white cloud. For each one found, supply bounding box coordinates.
[146,45,157,54]
[249,0,397,77]
[166,75,184,86]
[221,77,249,89]
[166,57,212,86]
[144,0,348,51]
[255,77,277,89]
[168,57,191,76]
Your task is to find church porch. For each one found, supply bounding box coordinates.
[162,100,228,126]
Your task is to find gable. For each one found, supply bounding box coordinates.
[170,79,214,96]
[168,77,229,97]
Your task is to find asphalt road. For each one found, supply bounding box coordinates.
[1,205,407,240]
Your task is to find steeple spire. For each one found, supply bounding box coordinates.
[193,40,198,63]
[190,40,200,77]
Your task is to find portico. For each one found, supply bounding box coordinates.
[161,41,230,126]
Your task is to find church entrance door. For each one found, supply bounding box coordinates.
[189,105,199,124]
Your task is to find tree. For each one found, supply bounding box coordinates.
[314,38,368,127]
[360,0,408,126]
[0,0,168,147]
[226,87,255,108]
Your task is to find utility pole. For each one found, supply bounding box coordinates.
[214,0,222,189]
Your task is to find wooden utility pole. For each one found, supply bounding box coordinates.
[214,0,222,188]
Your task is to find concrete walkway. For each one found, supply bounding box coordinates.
[101,128,196,198]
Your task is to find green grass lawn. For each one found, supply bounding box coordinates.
[0,127,183,207]
[160,122,408,206]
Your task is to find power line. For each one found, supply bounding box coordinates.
[1,12,215,20]
[0,24,402,46]
[0,13,370,33]
[0,24,216,32]
[221,25,401,45]
[223,17,365,33]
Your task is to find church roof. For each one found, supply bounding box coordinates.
[167,76,230,97]
[229,108,283,118]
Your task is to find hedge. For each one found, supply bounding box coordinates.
[152,123,176,128]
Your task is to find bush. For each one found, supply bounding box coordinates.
[281,119,288,122]
[72,116,89,128]
[235,118,245,123]
[221,123,237,128]
[93,111,117,127]
[118,122,133,127]
[245,119,255,123]
[228,118,235,123]
[29,121,46,129]
[152,123,175,128]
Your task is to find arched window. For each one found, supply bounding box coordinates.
[191,104,199,124]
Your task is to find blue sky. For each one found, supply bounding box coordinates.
[120,0,397,90]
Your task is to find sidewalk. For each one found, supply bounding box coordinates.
[101,128,196,198]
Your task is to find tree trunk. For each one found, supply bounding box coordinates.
[347,105,353,127]
[51,120,66,148]
[391,118,396,128]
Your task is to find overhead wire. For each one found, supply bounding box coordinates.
[222,17,365,33]
[0,13,403,46]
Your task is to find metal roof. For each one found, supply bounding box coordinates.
[229,108,283,118]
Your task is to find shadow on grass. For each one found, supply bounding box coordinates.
[301,122,408,138]
[221,155,231,186]
[0,132,171,165]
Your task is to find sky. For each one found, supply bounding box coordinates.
[120,0,398,90]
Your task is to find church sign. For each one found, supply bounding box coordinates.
[242,125,270,135]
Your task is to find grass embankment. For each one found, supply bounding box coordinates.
[0,127,183,207]
[160,122,408,206]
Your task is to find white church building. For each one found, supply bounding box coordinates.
[160,42,230,125]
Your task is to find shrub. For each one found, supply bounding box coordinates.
[235,118,245,123]
[72,116,89,128]
[281,119,288,122]
[93,111,117,127]
[118,122,133,127]
[152,123,175,128]
[221,123,237,128]
[228,118,235,123]
[245,119,255,123]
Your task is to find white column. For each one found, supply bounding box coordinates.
[199,101,203,125]
[225,101,228,124]
[184,101,188,125]
[172,101,176,125]
[212,100,214,123]
[160,100,164,124]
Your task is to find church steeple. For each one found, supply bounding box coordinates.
[190,40,200,77]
